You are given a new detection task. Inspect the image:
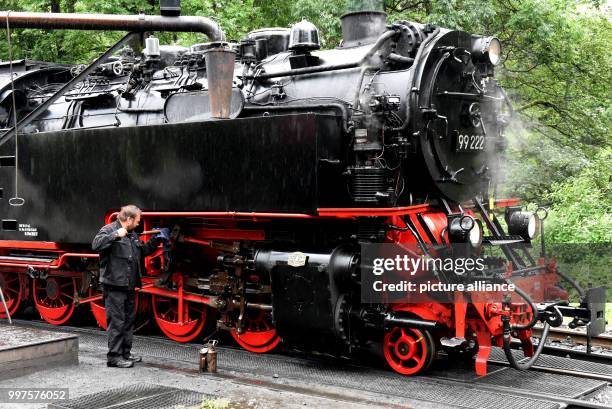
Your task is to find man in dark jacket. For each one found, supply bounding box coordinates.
[92,205,168,368]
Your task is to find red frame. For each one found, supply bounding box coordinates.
[0,197,557,374]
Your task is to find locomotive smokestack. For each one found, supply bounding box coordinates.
[160,0,181,17]
[204,46,236,119]
[341,0,387,47]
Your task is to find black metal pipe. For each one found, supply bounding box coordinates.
[387,53,414,64]
[248,29,399,81]
[361,29,399,63]
[503,318,550,370]
[249,62,360,81]
[246,303,272,311]
[243,103,352,134]
[384,314,440,330]
[0,11,224,41]
[389,26,440,132]
[352,65,377,110]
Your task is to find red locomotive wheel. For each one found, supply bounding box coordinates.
[90,296,107,329]
[0,272,26,318]
[383,327,435,375]
[152,295,207,343]
[91,293,150,332]
[231,309,281,353]
[33,277,77,325]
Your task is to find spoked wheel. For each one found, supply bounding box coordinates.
[152,295,207,343]
[90,293,107,329]
[231,309,281,353]
[33,276,77,325]
[0,271,26,318]
[91,292,151,332]
[383,327,436,375]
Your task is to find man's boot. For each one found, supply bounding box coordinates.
[123,354,142,363]
[107,358,134,368]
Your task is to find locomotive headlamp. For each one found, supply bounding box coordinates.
[459,215,475,231]
[507,210,538,241]
[472,36,502,66]
[448,215,482,247]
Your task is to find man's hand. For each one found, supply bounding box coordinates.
[154,228,171,242]
[116,227,128,239]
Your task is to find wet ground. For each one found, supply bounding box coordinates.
[0,322,432,409]
[1,320,610,409]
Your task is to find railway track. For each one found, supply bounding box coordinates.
[6,319,612,409]
[525,326,612,364]
[532,326,612,350]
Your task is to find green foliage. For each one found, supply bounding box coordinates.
[348,0,384,12]
[200,398,230,409]
[544,148,611,244]
[500,0,611,150]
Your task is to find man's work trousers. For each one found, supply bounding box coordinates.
[104,286,136,362]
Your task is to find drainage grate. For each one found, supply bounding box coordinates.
[476,367,607,398]
[48,384,209,409]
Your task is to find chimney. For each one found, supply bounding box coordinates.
[204,45,236,119]
[341,1,386,47]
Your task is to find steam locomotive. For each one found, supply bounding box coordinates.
[0,3,605,376]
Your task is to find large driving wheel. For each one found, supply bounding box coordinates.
[33,276,77,325]
[383,327,436,375]
[231,309,281,353]
[0,271,26,318]
[152,295,207,343]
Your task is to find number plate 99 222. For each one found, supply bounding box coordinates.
[454,133,485,152]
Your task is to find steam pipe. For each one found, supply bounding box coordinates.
[243,103,352,134]
[384,313,442,331]
[389,26,440,132]
[0,11,225,41]
[351,29,402,109]
[503,319,550,370]
[248,28,399,81]
[250,62,360,81]
[500,278,547,370]
[387,53,414,64]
